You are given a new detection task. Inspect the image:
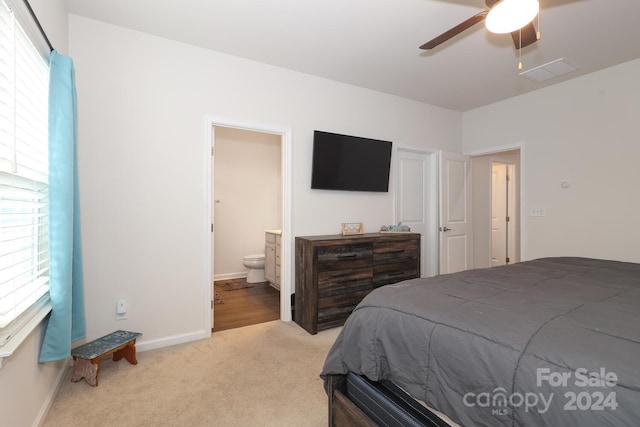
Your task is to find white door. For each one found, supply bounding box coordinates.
[506,163,516,263]
[491,162,508,266]
[439,151,472,274]
[395,149,438,277]
[491,161,518,266]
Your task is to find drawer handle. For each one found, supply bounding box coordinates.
[337,254,357,259]
[388,271,405,276]
[387,249,405,254]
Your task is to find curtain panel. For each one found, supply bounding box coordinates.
[39,50,86,363]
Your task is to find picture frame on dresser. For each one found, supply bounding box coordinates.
[341,222,365,236]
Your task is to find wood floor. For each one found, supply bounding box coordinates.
[213,280,280,332]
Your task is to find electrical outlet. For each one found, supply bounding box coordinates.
[117,299,127,314]
[116,299,127,320]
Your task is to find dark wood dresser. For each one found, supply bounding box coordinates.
[295,233,420,334]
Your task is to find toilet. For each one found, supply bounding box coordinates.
[243,253,266,283]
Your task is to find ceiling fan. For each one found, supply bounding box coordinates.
[420,0,540,51]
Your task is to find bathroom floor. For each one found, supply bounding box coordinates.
[213,279,280,332]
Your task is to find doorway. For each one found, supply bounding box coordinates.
[470,148,521,268]
[212,127,281,331]
[204,117,292,333]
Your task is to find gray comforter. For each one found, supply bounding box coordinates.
[321,257,640,426]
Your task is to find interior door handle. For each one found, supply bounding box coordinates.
[440,226,451,232]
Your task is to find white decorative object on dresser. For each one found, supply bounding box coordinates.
[265,230,281,290]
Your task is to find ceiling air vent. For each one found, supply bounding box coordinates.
[519,58,579,82]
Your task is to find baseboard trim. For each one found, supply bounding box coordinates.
[136,329,210,353]
[214,272,247,281]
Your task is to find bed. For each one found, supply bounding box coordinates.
[320,257,640,426]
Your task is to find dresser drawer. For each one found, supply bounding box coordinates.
[317,244,372,271]
[373,240,418,265]
[373,239,419,285]
[319,289,372,311]
[373,262,419,285]
[317,306,356,331]
[318,266,373,297]
[318,289,372,329]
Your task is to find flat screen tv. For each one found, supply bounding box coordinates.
[311,130,392,192]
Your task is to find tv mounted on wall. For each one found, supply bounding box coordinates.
[311,130,392,192]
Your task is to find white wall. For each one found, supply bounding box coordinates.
[213,127,281,279]
[0,2,69,426]
[68,15,462,349]
[463,58,640,263]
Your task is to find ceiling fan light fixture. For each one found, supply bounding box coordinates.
[485,0,539,34]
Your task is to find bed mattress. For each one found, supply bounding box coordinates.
[321,257,640,426]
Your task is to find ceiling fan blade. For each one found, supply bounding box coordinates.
[510,21,538,50]
[420,11,488,50]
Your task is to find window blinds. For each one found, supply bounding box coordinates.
[0,0,50,343]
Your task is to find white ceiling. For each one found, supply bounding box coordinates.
[60,0,640,112]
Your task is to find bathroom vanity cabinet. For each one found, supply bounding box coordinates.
[265,230,281,290]
[295,233,420,334]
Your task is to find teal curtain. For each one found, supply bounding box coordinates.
[39,51,86,363]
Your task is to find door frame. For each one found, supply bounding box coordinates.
[204,116,293,332]
[394,148,439,277]
[466,142,527,262]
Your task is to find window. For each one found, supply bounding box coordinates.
[0,0,50,347]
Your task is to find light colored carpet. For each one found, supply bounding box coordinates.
[43,321,342,426]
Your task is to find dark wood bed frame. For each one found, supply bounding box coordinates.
[326,374,450,427]
[327,374,377,426]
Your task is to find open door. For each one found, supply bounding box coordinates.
[491,162,517,266]
[491,162,508,266]
[439,151,473,274]
[395,149,439,277]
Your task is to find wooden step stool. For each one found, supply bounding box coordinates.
[71,330,142,386]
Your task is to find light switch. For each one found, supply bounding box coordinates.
[531,207,546,217]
